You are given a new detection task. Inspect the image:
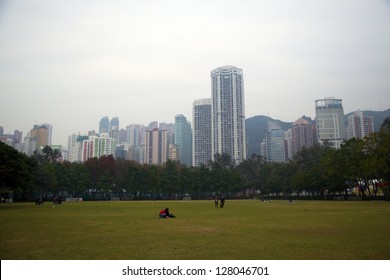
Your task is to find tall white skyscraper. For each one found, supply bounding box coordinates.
[315,97,346,149]
[192,98,212,167]
[211,65,246,164]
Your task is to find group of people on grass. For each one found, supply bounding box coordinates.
[159,208,175,218]
[35,196,44,205]
[35,195,63,206]
[214,195,225,208]
[159,194,227,218]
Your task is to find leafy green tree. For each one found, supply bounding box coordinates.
[237,154,265,193]
[210,153,234,170]
[144,164,161,199]
[340,138,370,195]
[321,148,350,198]
[54,162,70,195]
[123,162,145,198]
[32,146,61,164]
[179,165,194,198]
[292,145,329,196]
[363,133,381,195]
[220,168,242,196]
[260,163,296,196]
[35,163,57,196]
[97,170,113,199]
[375,117,390,198]
[209,168,223,195]
[0,142,36,200]
[114,158,131,196]
[257,163,273,195]
[98,155,116,177]
[68,162,91,197]
[84,157,99,189]
[279,162,298,196]
[161,160,180,198]
[191,164,211,198]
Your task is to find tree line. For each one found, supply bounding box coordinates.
[1,117,389,201]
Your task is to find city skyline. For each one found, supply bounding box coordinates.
[1,101,389,148]
[1,0,390,146]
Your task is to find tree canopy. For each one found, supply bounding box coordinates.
[1,117,389,201]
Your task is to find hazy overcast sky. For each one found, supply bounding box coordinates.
[1,0,390,145]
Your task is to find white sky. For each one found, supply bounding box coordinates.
[1,0,390,146]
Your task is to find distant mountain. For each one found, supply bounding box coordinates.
[245,115,292,157]
[245,109,390,157]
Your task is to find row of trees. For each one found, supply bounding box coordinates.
[1,118,389,201]
[239,117,390,199]
[0,145,243,201]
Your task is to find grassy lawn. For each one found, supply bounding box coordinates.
[1,200,389,260]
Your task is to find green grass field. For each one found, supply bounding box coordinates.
[1,200,389,260]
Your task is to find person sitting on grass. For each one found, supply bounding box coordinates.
[159,209,167,218]
[165,208,175,218]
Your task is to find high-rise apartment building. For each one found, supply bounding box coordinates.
[30,124,51,148]
[20,124,53,156]
[23,134,37,156]
[82,136,100,161]
[211,65,246,164]
[168,144,179,161]
[119,129,127,143]
[99,116,109,134]
[159,122,175,147]
[285,129,293,161]
[347,110,374,139]
[192,98,212,167]
[144,128,168,165]
[0,129,23,151]
[290,118,317,157]
[148,121,158,130]
[68,133,88,162]
[110,117,119,131]
[81,133,117,162]
[174,114,192,166]
[315,98,346,149]
[126,124,145,164]
[42,123,53,146]
[13,130,23,144]
[159,122,174,134]
[100,133,116,156]
[126,124,143,146]
[110,129,120,146]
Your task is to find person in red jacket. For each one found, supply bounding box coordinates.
[159,209,166,218]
